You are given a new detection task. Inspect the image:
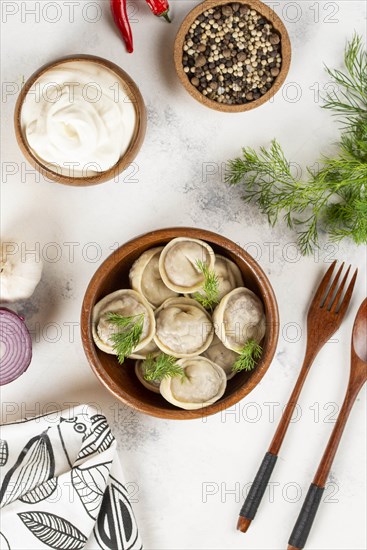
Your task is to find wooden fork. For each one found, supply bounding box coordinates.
[237,260,358,533]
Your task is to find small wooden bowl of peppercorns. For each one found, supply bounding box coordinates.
[174,0,291,112]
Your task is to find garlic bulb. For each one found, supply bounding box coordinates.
[0,241,43,302]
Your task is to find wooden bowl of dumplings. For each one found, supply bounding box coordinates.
[81,228,279,419]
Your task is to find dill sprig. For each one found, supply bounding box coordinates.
[142,353,185,382]
[323,34,367,124]
[226,34,367,255]
[232,339,263,373]
[193,259,220,310]
[106,312,144,364]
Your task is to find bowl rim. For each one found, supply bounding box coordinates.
[14,54,147,187]
[173,0,292,113]
[81,227,280,420]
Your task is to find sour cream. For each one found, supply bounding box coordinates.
[20,60,137,177]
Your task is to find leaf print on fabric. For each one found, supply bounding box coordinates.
[0,532,11,549]
[94,476,141,550]
[0,432,55,507]
[18,511,87,550]
[0,440,9,467]
[20,477,58,504]
[72,462,111,519]
[77,415,114,461]
[57,417,89,469]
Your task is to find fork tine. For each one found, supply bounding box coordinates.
[311,260,337,307]
[329,265,351,312]
[323,262,344,309]
[335,268,358,316]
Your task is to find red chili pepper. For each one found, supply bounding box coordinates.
[110,0,133,53]
[145,0,171,22]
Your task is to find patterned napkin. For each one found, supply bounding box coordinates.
[0,405,142,550]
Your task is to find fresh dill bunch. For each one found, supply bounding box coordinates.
[193,259,220,310]
[232,339,263,373]
[226,34,367,255]
[106,312,144,364]
[142,353,185,382]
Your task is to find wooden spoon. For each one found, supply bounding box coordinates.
[288,297,367,549]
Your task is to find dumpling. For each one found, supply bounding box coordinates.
[154,297,214,358]
[160,356,227,410]
[193,254,244,302]
[129,338,159,360]
[159,237,215,293]
[213,287,266,352]
[202,334,239,380]
[135,360,160,393]
[92,289,155,355]
[129,247,179,308]
[214,255,243,300]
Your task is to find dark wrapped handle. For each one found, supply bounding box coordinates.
[288,484,324,549]
[239,452,278,520]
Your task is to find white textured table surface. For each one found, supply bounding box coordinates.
[1,1,367,549]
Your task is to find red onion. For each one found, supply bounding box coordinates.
[0,308,32,385]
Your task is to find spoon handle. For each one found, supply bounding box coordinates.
[287,380,365,550]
